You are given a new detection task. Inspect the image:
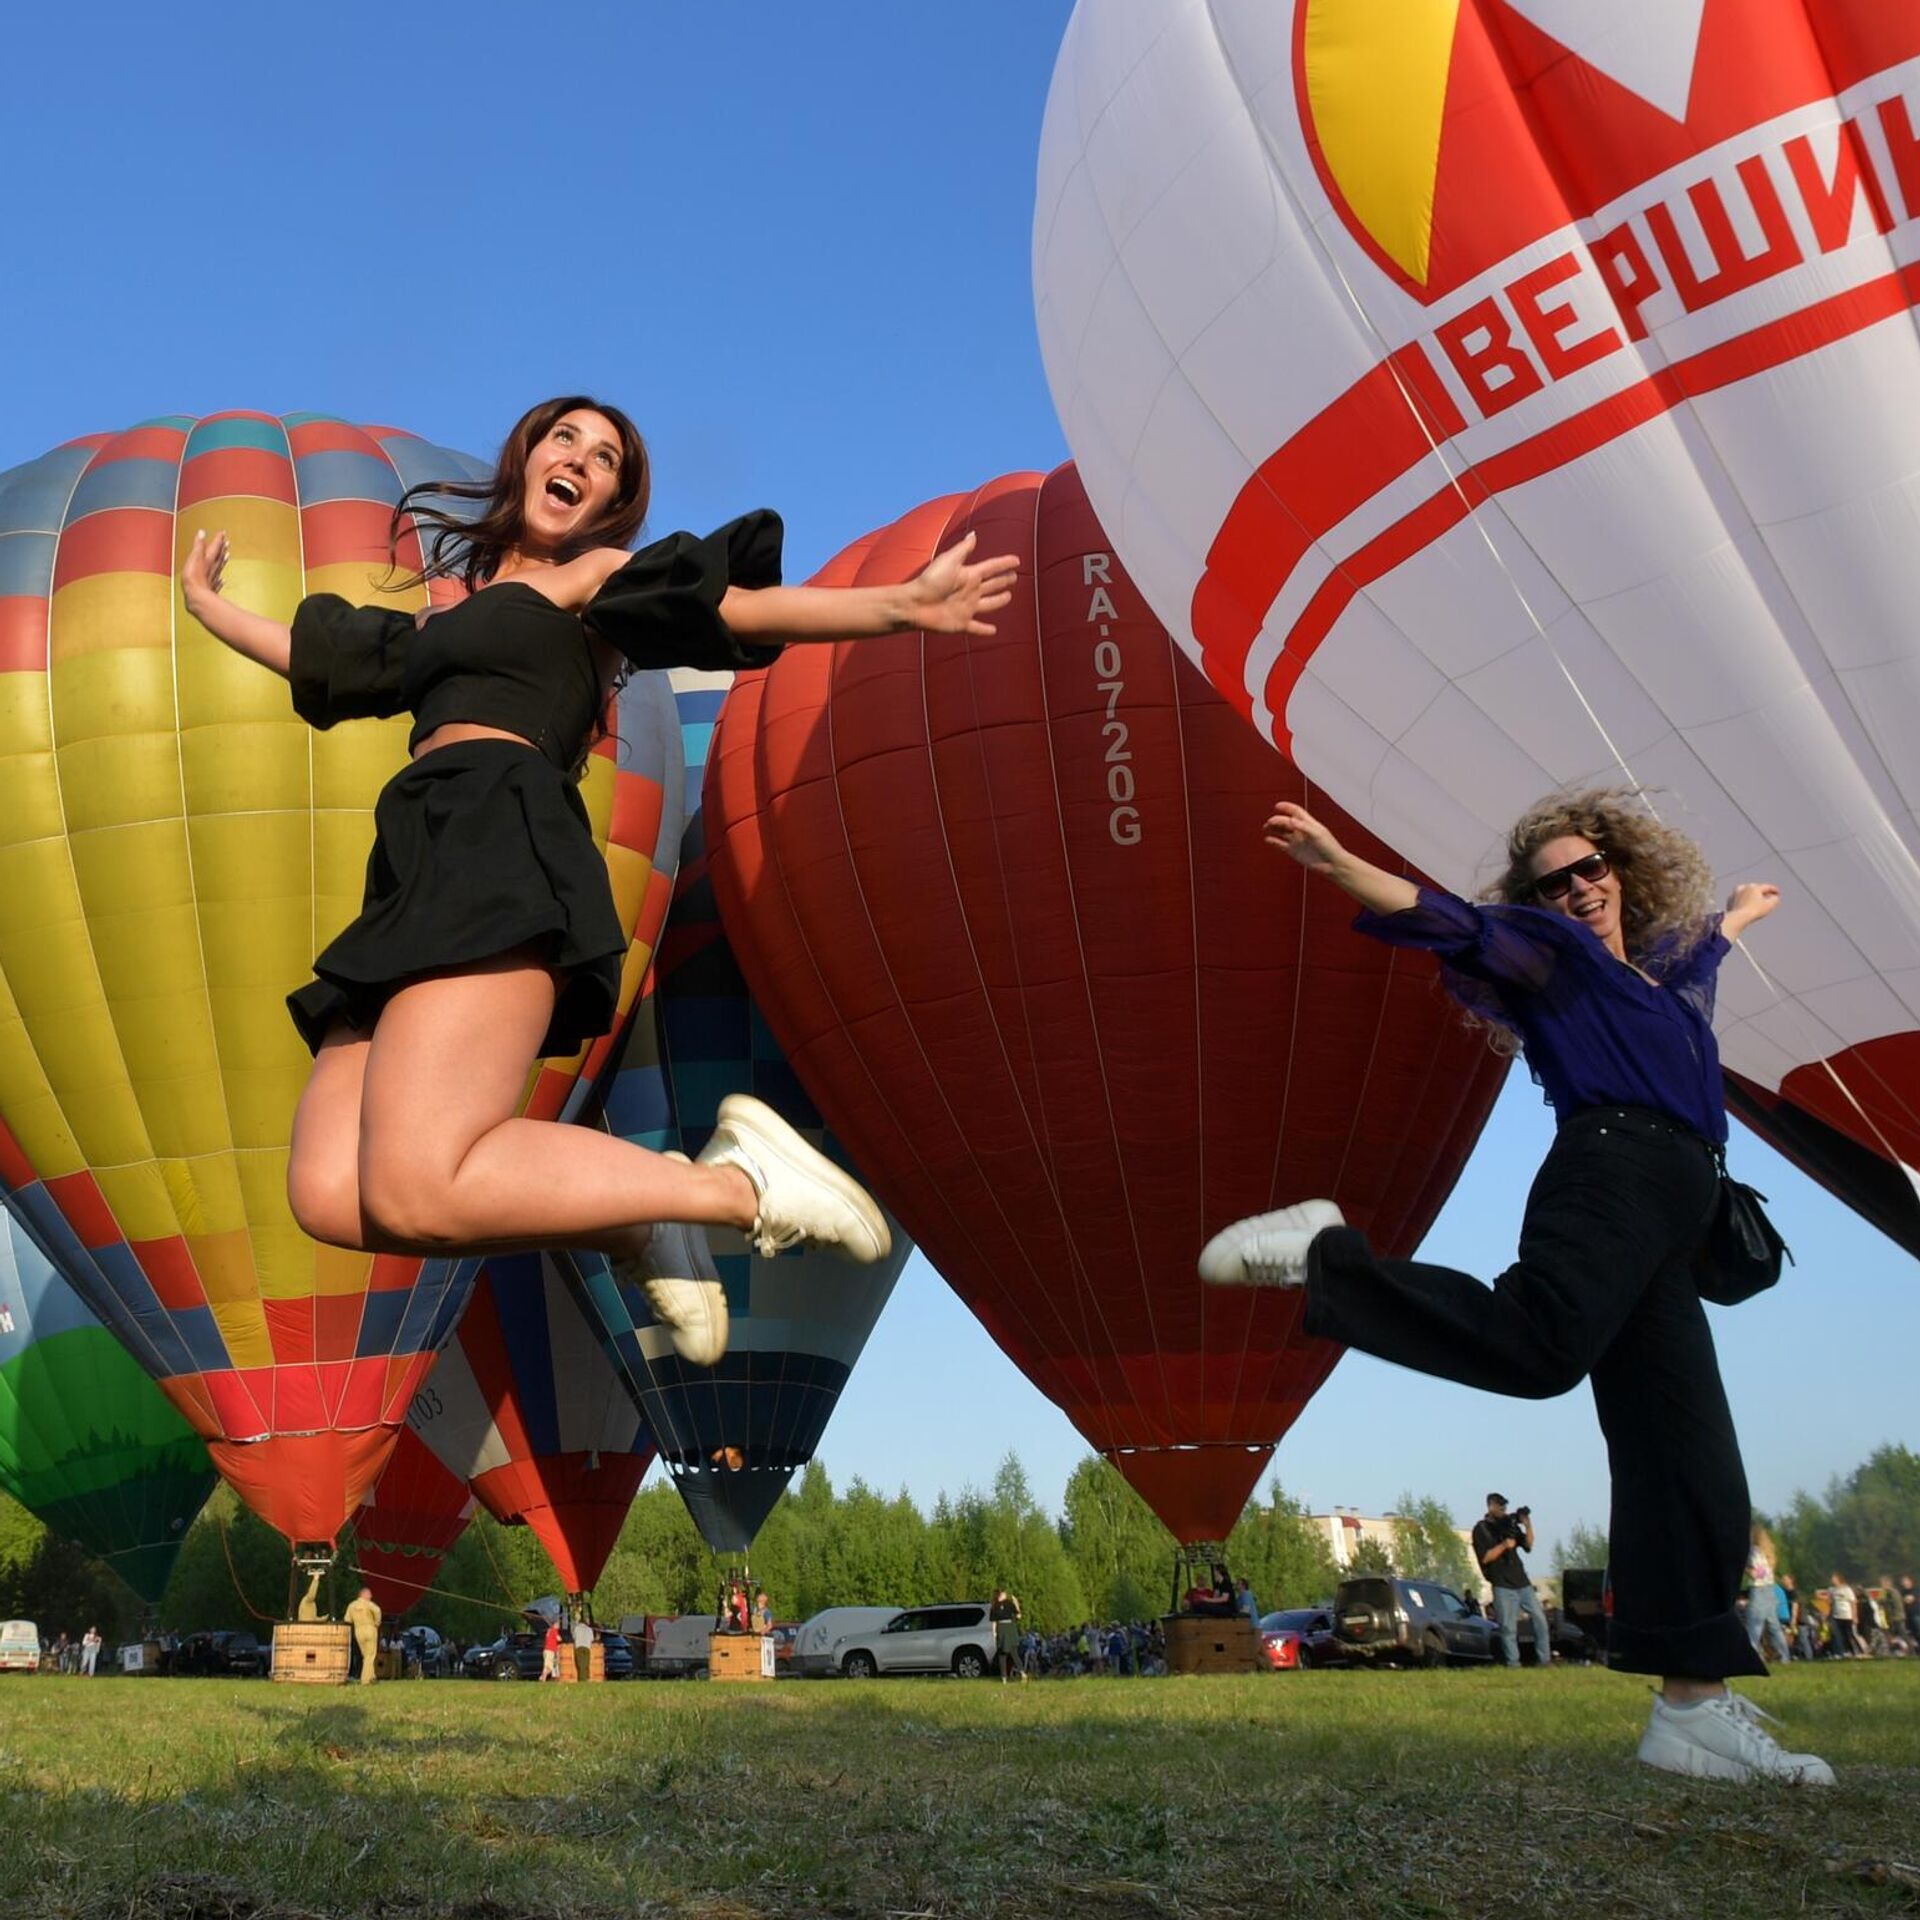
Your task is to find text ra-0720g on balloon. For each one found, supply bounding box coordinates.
[1086,551,1142,847]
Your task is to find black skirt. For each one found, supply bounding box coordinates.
[286,741,626,1059]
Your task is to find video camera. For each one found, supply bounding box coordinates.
[1495,1504,1532,1543]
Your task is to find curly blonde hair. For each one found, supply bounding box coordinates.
[1482,787,1716,968]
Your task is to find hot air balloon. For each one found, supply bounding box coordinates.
[1034,1,1920,1224]
[350,1423,473,1619]
[563,670,912,1553]
[702,465,1507,1543]
[408,1253,655,1604]
[0,1203,215,1602]
[0,413,680,1553]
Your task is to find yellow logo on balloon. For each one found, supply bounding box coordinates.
[1301,0,1461,285]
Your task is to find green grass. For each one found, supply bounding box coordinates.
[1,1664,1916,1918]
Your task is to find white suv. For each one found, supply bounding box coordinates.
[834,1603,996,1680]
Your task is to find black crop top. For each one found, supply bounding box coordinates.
[288,512,784,772]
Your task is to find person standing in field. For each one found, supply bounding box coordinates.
[990,1586,1024,1684]
[79,1627,101,1677]
[1745,1526,1790,1663]
[573,1612,594,1683]
[1204,791,1830,1785]
[344,1587,382,1686]
[541,1617,562,1682]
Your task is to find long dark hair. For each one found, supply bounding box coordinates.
[387,395,652,589]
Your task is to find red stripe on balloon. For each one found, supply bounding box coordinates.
[129,1235,205,1313]
[300,499,407,571]
[43,1170,119,1248]
[81,427,187,465]
[1195,263,1920,745]
[51,508,173,588]
[286,420,381,459]
[0,598,48,672]
[177,448,297,509]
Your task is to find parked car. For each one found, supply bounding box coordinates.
[461,1631,545,1681]
[1257,1607,1333,1671]
[399,1625,450,1677]
[0,1621,40,1673]
[790,1607,905,1678]
[1332,1578,1498,1667]
[831,1604,996,1680]
[171,1630,269,1678]
[598,1632,635,1680]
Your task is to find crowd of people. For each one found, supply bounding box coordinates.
[36,1627,104,1675]
[1739,1541,1918,1663]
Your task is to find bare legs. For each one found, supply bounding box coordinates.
[286,950,756,1257]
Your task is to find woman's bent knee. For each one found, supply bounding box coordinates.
[356,1164,463,1249]
[287,1160,369,1251]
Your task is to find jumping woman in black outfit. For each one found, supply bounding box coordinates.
[178,397,1018,1367]
[1200,789,1833,1786]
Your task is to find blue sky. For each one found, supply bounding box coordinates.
[3,0,1913,1564]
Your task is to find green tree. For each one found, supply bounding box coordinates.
[1060,1455,1177,1620]
[1228,1482,1341,1607]
[1553,1520,1610,1573]
[1348,1535,1395,1577]
[1390,1492,1476,1591]
[0,1494,142,1645]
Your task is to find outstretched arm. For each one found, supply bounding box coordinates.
[1264,800,1419,916]
[1721,882,1782,942]
[719,531,1019,645]
[180,531,293,677]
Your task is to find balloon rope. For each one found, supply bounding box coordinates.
[344,1554,525,1618]
[474,1518,522,1608]
[1209,26,1915,1174]
[214,1508,288,1624]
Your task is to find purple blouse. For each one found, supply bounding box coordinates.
[1354,890,1730,1143]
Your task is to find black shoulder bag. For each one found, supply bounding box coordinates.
[1695,1146,1793,1306]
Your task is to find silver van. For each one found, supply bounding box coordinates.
[791,1607,903,1678]
[831,1603,996,1680]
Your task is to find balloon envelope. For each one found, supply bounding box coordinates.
[0,413,679,1544]
[410,1252,654,1596]
[350,1422,473,1618]
[0,1203,214,1602]
[566,671,911,1555]
[1035,1,1920,1203]
[703,465,1506,1542]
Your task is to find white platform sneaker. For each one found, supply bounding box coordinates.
[1197,1200,1346,1289]
[696,1094,891,1264]
[1638,1691,1835,1785]
[613,1153,730,1368]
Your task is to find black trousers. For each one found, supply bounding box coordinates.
[1304,1105,1765,1681]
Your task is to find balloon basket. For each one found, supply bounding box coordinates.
[271,1622,351,1685]
[1162,1614,1260,1676]
[708,1633,775,1682]
[559,1643,606,1684]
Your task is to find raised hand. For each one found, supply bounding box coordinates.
[1724,882,1782,939]
[900,531,1021,636]
[180,529,231,613]
[1263,800,1347,873]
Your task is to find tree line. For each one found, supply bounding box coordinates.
[5,1443,1915,1642]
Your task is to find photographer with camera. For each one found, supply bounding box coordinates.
[1472,1494,1552,1668]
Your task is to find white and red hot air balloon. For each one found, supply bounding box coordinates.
[1035,1,1920,1200]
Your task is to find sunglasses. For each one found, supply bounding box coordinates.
[1530,850,1612,900]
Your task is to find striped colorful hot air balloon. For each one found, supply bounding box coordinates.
[702,465,1508,1544]
[562,672,911,1555]
[0,1202,214,1603]
[409,1253,655,1601]
[349,1422,473,1619]
[0,412,680,1548]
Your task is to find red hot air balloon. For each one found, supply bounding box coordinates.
[409,1253,655,1602]
[350,1423,473,1618]
[703,465,1508,1543]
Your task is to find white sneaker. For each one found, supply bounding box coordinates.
[615,1153,729,1367]
[1197,1201,1345,1289]
[1637,1691,1835,1785]
[696,1094,891,1264]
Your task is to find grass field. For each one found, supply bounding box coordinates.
[1,1664,1916,1919]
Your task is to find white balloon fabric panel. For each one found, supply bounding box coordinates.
[1035,0,1920,1167]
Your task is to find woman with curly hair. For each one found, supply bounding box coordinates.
[178,398,1018,1368]
[1199,789,1833,1786]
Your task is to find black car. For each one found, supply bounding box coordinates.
[599,1632,635,1680]
[1332,1578,1498,1667]
[172,1630,269,1678]
[461,1631,545,1681]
